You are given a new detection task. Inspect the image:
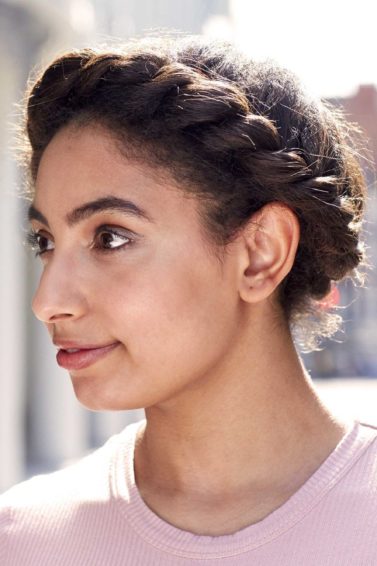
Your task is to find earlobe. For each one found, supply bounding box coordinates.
[239,203,300,303]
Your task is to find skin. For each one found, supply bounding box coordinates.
[31,123,349,536]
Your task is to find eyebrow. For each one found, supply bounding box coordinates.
[28,196,153,227]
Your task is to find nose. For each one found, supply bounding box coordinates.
[32,256,87,324]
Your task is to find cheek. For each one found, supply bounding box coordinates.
[104,254,237,369]
[74,247,241,408]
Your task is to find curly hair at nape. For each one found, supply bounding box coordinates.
[22,35,368,352]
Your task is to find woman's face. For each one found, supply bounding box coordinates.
[30,125,242,410]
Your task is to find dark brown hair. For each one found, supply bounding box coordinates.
[22,36,367,351]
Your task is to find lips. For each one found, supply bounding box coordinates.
[56,342,120,371]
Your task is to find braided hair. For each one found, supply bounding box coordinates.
[23,36,367,350]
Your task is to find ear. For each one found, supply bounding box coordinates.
[237,202,300,304]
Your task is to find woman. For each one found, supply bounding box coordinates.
[1,36,376,565]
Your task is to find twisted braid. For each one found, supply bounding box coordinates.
[24,38,367,350]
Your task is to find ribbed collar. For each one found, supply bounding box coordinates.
[110,418,376,559]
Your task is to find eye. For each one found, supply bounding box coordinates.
[93,226,133,251]
[26,230,54,256]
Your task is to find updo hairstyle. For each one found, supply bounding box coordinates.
[22,36,367,351]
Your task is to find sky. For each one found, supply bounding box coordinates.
[207,0,377,99]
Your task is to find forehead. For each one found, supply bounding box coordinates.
[34,124,202,228]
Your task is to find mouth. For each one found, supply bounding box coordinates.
[56,342,120,371]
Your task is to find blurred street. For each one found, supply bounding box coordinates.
[314,378,377,426]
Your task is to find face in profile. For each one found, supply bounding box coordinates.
[29,124,244,411]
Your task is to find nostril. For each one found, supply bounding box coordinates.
[49,313,74,322]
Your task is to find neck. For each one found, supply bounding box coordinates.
[134,312,348,502]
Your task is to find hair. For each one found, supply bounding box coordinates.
[21,35,368,351]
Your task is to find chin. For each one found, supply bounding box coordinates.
[70,378,148,413]
[68,367,183,412]
[75,392,145,412]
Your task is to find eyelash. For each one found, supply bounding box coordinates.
[92,226,134,253]
[25,226,134,257]
[25,230,51,257]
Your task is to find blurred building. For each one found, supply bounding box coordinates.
[0,0,52,496]
[306,85,377,378]
[91,0,230,37]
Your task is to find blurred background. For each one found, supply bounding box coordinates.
[0,0,376,493]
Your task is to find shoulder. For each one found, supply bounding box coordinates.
[0,422,141,564]
[356,421,377,469]
[335,420,377,504]
[0,503,11,565]
[358,421,377,432]
[0,423,132,533]
[1,430,115,506]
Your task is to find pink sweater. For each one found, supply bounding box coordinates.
[1,418,377,565]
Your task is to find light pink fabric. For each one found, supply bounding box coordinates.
[1,418,377,565]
